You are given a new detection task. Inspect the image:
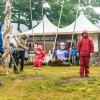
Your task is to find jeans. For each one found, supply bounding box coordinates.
[15,51,25,72]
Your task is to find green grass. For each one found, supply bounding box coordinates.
[0,65,100,100]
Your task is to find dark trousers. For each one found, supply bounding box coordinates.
[15,51,25,72]
[9,57,13,68]
[80,56,90,76]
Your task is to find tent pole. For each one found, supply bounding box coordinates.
[42,0,45,51]
[69,0,81,64]
[29,0,35,50]
[54,0,65,50]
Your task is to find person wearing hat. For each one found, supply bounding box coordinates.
[15,33,29,73]
[77,30,94,77]
[48,42,69,66]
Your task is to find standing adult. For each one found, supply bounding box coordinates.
[0,23,6,86]
[77,30,94,77]
[15,34,29,73]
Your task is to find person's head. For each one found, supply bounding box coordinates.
[82,30,88,38]
[36,45,43,52]
[10,43,16,48]
[72,45,76,49]
[59,42,66,50]
[22,33,29,39]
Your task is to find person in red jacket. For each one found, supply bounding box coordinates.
[33,45,45,70]
[78,30,94,77]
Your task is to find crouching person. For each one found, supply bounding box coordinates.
[33,45,45,70]
[48,42,69,65]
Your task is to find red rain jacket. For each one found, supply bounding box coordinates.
[78,31,94,56]
[35,45,45,61]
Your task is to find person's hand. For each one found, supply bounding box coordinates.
[2,54,6,60]
[34,49,37,52]
[77,53,79,56]
[90,53,93,56]
[25,47,28,51]
[52,47,55,50]
[44,50,46,53]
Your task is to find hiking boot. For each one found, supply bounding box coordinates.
[48,60,53,66]
[80,75,84,78]
[14,71,19,74]
[37,68,41,70]
[55,55,58,61]
[20,70,23,74]
[0,82,3,86]
[34,67,37,70]
[85,75,89,77]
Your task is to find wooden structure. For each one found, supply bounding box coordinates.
[26,34,77,53]
[1,0,12,74]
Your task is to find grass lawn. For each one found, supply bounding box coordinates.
[0,65,100,100]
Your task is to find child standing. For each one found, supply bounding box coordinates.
[71,47,77,66]
[78,30,94,77]
[48,42,69,65]
[33,45,45,70]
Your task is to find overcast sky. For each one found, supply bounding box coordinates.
[94,7,100,14]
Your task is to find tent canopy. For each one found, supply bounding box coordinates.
[18,12,100,36]
[23,15,58,34]
[59,12,100,34]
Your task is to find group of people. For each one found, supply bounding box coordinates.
[0,22,94,86]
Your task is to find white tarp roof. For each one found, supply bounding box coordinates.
[10,26,20,45]
[59,12,100,33]
[23,15,58,34]
[10,25,20,35]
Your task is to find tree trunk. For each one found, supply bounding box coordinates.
[17,9,20,32]
[1,0,12,74]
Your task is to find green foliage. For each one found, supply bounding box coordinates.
[47,0,77,28]
[0,0,100,31]
[0,0,5,24]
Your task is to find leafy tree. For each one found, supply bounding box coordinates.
[0,0,5,24]
[0,0,100,32]
[12,0,45,31]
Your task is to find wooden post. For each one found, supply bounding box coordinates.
[1,0,12,74]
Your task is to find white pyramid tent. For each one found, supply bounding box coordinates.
[23,15,58,34]
[9,25,20,45]
[59,12,100,34]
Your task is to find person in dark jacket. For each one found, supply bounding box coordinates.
[77,30,94,77]
[0,23,6,86]
[16,33,29,73]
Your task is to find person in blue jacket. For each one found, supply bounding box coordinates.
[0,23,6,86]
[71,46,77,66]
[48,42,69,65]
